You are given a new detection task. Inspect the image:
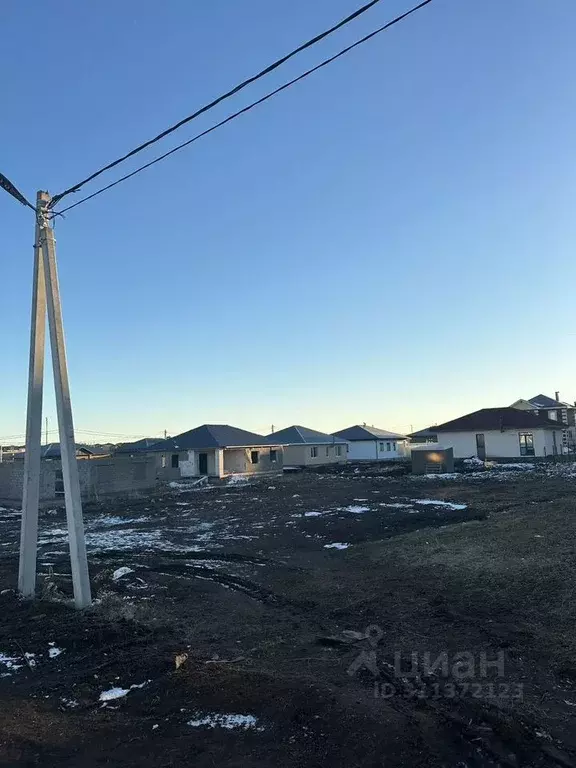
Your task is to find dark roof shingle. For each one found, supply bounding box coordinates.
[115,438,162,454]
[332,425,407,441]
[434,407,561,432]
[266,425,347,445]
[149,424,270,451]
[528,394,570,408]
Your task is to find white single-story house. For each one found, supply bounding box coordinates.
[331,424,409,460]
[149,424,283,479]
[433,407,564,459]
[266,425,347,467]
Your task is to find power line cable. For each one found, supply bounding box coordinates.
[0,171,35,210]
[54,0,433,215]
[49,0,390,207]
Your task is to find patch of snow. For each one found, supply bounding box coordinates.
[61,697,78,708]
[304,511,322,517]
[170,478,211,491]
[112,566,135,581]
[95,516,151,527]
[340,505,370,514]
[227,475,250,486]
[99,687,129,701]
[292,494,300,498]
[491,463,534,471]
[48,646,63,659]
[463,457,484,466]
[0,653,23,674]
[187,713,262,730]
[412,473,460,481]
[267,486,276,490]
[324,543,350,550]
[353,498,368,502]
[379,503,414,509]
[99,680,148,702]
[412,499,467,510]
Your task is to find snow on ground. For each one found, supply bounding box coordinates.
[112,566,135,581]
[96,515,152,526]
[485,462,535,471]
[340,505,370,514]
[412,499,467,510]
[0,653,23,675]
[187,713,262,730]
[99,681,148,702]
[411,473,460,481]
[324,543,350,550]
[227,475,250,486]
[379,503,414,509]
[48,644,63,659]
[99,687,130,702]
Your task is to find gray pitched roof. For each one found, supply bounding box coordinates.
[434,407,562,432]
[148,424,270,451]
[115,438,163,454]
[40,443,106,459]
[528,394,570,409]
[266,425,347,445]
[331,425,407,441]
[408,427,438,439]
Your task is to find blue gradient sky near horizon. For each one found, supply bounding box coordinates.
[2,0,576,442]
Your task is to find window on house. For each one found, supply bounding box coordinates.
[325,446,330,457]
[336,445,342,456]
[250,450,259,464]
[171,453,179,469]
[310,446,318,458]
[269,449,277,463]
[379,442,384,451]
[519,433,535,456]
[386,442,391,451]
[549,411,558,421]
[161,455,166,468]
[393,442,397,451]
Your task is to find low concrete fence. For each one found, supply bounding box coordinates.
[0,455,157,506]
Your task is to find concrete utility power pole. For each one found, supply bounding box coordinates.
[18,191,91,608]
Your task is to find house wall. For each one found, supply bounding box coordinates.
[345,439,407,461]
[0,456,157,505]
[282,443,347,467]
[223,446,283,475]
[152,451,189,481]
[155,446,284,479]
[437,429,562,459]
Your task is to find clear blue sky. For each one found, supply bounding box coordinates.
[2,0,576,443]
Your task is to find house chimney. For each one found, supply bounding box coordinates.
[555,391,560,402]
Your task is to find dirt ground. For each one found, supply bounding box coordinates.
[1,464,576,767]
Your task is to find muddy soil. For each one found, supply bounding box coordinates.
[1,467,576,767]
